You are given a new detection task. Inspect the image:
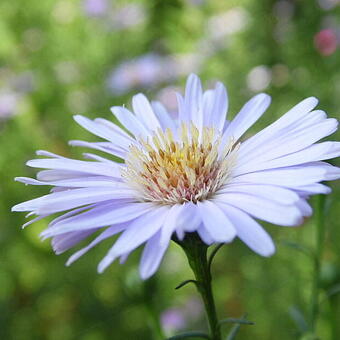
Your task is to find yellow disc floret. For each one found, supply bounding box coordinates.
[123,123,238,204]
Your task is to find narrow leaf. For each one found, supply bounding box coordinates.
[281,240,315,259]
[208,243,224,270]
[219,318,254,326]
[166,331,210,339]
[175,279,197,290]
[289,306,309,333]
[226,323,241,340]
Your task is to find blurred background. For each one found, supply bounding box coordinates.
[0,0,339,339]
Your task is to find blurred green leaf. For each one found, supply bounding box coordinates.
[289,306,309,333]
[166,331,210,339]
[226,323,241,340]
[219,318,254,326]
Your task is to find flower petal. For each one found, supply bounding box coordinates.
[215,193,303,226]
[132,93,162,132]
[151,101,178,132]
[197,200,236,242]
[26,158,122,178]
[139,230,169,279]
[203,82,228,132]
[218,183,299,204]
[67,224,127,266]
[217,203,275,257]
[98,206,169,273]
[52,229,97,255]
[239,97,319,155]
[12,187,133,215]
[41,202,153,237]
[111,106,150,139]
[181,73,203,124]
[222,93,271,143]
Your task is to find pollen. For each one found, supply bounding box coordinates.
[122,123,239,204]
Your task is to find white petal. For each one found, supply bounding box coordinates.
[52,229,96,255]
[176,92,185,122]
[239,97,319,156]
[13,187,133,214]
[238,118,338,167]
[139,230,169,279]
[151,101,178,132]
[111,106,150,139]
[42,202,153,237]
[67,224,127,266]
[36,170,89,181]
[15,176,127,188]
[182,74,203,124]
[94,117,136,140]
[196,224,214,245]
[69,140,127,159]
[253,142,340,169]
[296,199,313,217]
[197,200,236,242]
[202,90,215,127]
[232,165,332,187]
[98,206,169,273]
[222,93,271,143]
[215,193,303,226]
[158,203,202,244]
[160,204,181,245]
[206,82,228,132]
[218,183,299,204]
[132,93,161,132]
[294,183,332,195]
[217,203,275,257]
[36,150,65,158]
[73,115,132,150]
[26,158,122,178]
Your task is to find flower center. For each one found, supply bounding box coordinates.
[123,123,238,204]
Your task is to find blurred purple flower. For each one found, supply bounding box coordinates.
[11,71,35,94]
[107,54,176,95]
[83,0,108,17]
[110,4,146,31]
[184,297,204,321]
[161,308,186,333]
[318,0,338,11]
[108,53,203,95]
[314,29,338,56]
[185,0,205,5]
[0,91,19,120]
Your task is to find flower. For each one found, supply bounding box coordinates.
[82,0,108,17]
[12,74,340,279]
[314,29,338,56]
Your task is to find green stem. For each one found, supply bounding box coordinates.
[176,234,222,340]
[310,195,326,331]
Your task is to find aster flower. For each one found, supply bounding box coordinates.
[12,74,340,279]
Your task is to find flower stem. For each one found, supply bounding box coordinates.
[176,233,222,340]
[310,195,326,331]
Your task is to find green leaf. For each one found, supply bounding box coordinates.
[289,306,309,333]
[208,243,224,271]
[226,323,241,340]
[166,331,210,339]
[280,240,315,259]
[175,279,197,290]
[219,318,254,326]
[327,283,340,298]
